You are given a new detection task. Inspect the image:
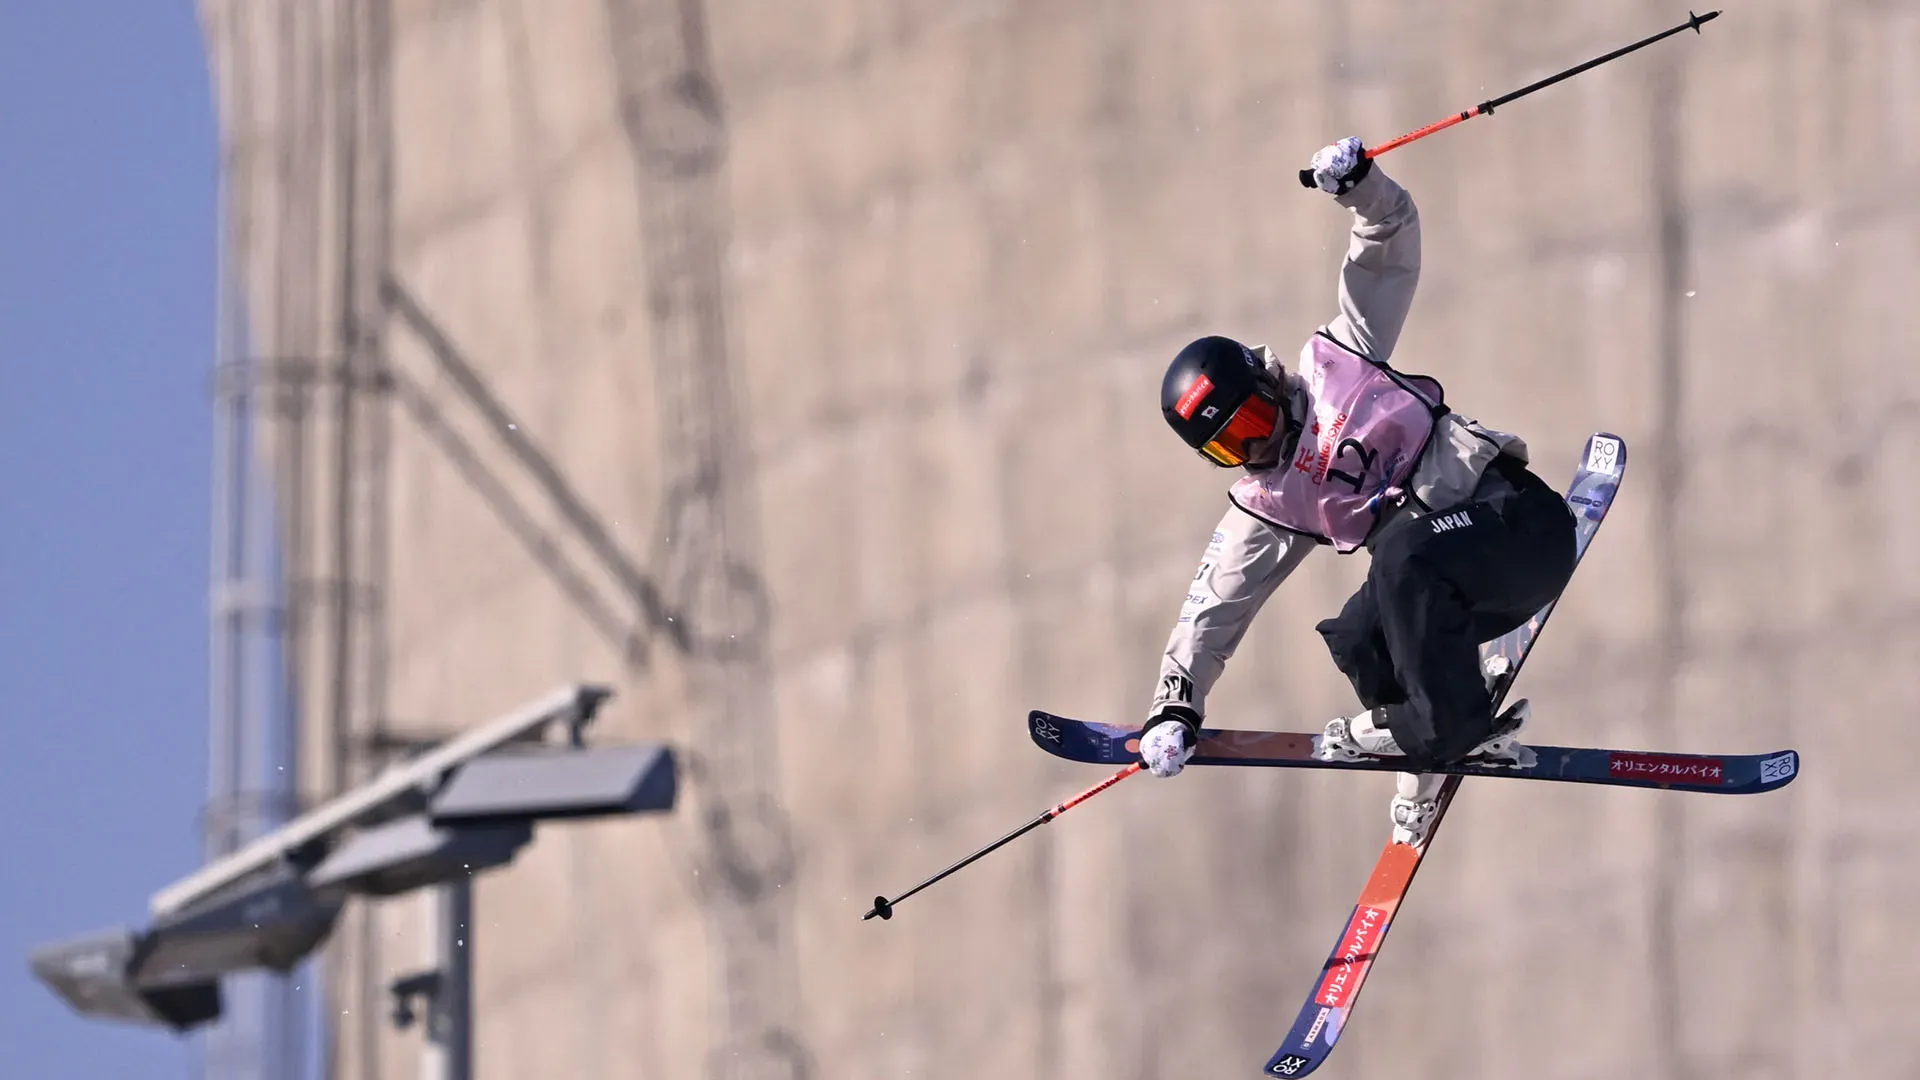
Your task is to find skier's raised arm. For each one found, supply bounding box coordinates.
[1314,138,1422,365]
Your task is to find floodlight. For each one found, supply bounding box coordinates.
[29,928,222,1031]
[307,815,533,897]
[150,683,610,917]
[428,743,676,825]
[135,863,341,988]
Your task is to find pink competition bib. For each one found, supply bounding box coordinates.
[1230,334,1444,552]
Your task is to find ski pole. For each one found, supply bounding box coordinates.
[864,762,1142,921]
[1297,9,1720,187]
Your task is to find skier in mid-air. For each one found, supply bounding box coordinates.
[1139,137,1579,846]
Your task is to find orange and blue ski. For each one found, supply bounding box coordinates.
[1025,713,1798,796]
[1261,430,1629,1077]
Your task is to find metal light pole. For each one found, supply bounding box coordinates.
[418,878,473,1080]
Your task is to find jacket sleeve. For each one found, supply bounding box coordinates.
[1322,164,1422,364]
[1151,506,1317,720]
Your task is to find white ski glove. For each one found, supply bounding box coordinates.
[1309,136,1373,195]
[1139,707,1201,778]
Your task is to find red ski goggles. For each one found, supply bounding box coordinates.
[1196,394,1280,467]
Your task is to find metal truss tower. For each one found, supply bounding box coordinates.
[199,1,393,1077]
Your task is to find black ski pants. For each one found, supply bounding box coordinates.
[1315,453,1576,769]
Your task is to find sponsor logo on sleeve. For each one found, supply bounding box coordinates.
[1157,673,1194,707]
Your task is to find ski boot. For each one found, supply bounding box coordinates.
[1315,654,1536,848]
[1316,654,1532,764]
[1390,772,1446,847]
[1464,698,1536,769]
[1313,705,1403,762]
[1315,696,1533,766]
[1386,699,1533,848]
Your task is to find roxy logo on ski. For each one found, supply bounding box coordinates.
[1585,434,1624,476]
[1428,509,1473,533]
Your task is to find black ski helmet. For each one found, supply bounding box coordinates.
[1161,335,1286,468]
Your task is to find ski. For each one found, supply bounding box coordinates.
[1025,715,1798,796]
[1258,431,1629,1077]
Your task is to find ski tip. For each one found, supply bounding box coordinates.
[1578,432,1628,483]
[1755,749,1800,789]
[1261,1051,1325,1077]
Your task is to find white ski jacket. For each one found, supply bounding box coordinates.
[1150,165,1528,721]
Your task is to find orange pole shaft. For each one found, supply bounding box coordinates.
[1058,762,1142,812]
[1365,107,1484,158]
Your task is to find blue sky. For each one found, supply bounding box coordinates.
[0,4,217,1076]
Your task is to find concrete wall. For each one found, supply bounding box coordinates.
[201,0,1920,1077]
